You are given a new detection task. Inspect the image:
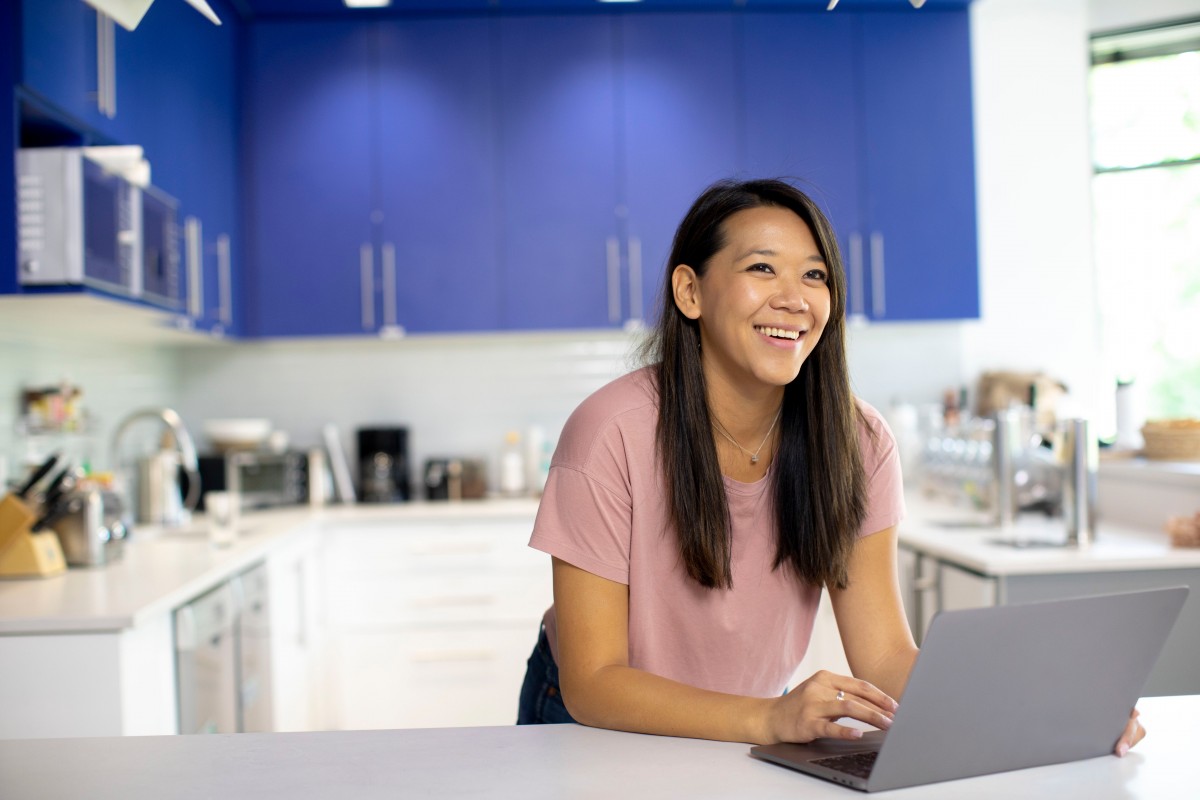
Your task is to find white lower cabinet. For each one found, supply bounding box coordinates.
[266,526,322,732]
[319,517,549,730]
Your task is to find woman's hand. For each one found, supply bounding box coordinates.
[763,670,898,745]
[1114,708,1145,757]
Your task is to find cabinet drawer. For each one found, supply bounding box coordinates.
[326,625,537,730]
[322,522,543,577]
[324,568,552,628]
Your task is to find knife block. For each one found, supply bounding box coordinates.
[0,494,67,578]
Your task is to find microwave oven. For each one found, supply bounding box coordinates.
[196,451,310,511]
[17,147,140,296]
[17,147,183,310]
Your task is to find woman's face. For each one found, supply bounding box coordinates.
[672,205,831,392]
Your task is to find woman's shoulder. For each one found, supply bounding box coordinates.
[554,366,659,469]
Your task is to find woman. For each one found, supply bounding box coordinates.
[517,178,1144,754]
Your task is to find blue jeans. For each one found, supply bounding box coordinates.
[517,625,577,725]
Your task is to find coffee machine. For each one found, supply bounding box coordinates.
[356,426,410,503]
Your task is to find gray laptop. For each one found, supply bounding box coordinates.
[750,586,1188,792]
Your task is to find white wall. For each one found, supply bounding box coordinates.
[962,0,1102,418]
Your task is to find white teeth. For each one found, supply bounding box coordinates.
[756,326,800,340]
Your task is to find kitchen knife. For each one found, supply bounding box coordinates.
[40,466,74,508]
[31,495,79,533]
[14,453,59,499]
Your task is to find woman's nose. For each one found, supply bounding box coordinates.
[771,279,811,313]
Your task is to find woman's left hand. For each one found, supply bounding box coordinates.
[1114,708,1144,757]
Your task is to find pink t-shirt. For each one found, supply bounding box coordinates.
[528,366,905,698]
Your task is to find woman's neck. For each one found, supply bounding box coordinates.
[704,370,785,481]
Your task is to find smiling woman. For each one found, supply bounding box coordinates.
[515,178,917,746]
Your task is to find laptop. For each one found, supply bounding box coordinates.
[750,586,1188,792]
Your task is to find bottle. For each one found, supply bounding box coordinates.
[499,430,526,497]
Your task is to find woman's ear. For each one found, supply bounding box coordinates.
[672,265,702,320]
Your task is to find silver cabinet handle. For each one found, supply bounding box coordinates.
[360,243,374,330]
[381,242,397,329]
[217,233,232,326]
[106,13,116,118]
[185,217,203,318]
[870,231,886,319]
[848,232,865,321]
[627,235,643,324]
[606,236,620,324]
[96,12,111,117]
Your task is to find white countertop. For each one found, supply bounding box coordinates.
[1,695,1195,799]
[0,499,541,636]
[4,490,1199,637]
[898,493,1200,576]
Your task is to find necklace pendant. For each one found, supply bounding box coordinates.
[751,454,759,464]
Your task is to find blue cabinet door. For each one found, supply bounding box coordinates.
[620,12,742,328]
[495,15,621,331]
[741,11,866,320]
[21,0,109,133]
[376,17,501,334]
[243,21,377,337]
[858,10,979,321]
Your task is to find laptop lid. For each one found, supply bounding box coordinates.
[752,586,1188,792]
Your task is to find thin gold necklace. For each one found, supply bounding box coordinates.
[711,406,783,465]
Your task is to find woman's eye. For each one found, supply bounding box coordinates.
[748,262,775,274]
[805,269,829,283]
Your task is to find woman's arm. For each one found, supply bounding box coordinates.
[553,556,897,745]
[827,526,919,700]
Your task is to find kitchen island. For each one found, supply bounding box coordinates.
[1,695,1196,799]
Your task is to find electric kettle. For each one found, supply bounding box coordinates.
[111,408,202,526]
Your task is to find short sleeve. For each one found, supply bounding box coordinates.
[529,464,633,585]
[856,402,907,538]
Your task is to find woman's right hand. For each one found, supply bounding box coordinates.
[762,670,899,744]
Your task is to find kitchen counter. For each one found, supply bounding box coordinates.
[1,695,1196,799]
[0,499,541,635]
[897,493,1200,576]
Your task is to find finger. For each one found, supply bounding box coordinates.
[828,696,895,731]
[1114,715,1140,757]
[821,720,866,741]
[835,677,900,716]
[829,680,898,720]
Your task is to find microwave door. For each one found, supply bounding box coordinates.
[142,187,182,308]
[82,158,136,296]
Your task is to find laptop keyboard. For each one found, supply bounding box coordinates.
[812,750,879,779]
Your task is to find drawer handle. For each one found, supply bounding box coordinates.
[411,594,496,608]
[412,649,496,663]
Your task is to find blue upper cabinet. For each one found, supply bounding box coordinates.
[495,15,621,331]
[376,17,501,334]
[243,21,377,337]
[857,10,979,321]
[741,12,865,317]
[620,12,741,329]
[21,0,111,134]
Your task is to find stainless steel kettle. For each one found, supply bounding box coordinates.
[111,408,201,527]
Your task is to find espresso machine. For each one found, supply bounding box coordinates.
[356,426,410,503]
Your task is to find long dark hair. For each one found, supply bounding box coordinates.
[642,178,867,590]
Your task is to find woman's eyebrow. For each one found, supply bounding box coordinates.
[735,248,826,265]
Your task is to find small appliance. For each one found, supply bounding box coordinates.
[356,427,410,503]
[196,451,310,511]
[423,458,487,501]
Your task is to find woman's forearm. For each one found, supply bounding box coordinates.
[561,664,775,745]
[855,643,919,702]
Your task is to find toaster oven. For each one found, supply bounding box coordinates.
[196,451,309,511]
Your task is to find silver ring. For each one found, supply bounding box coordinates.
[836,690,845,702]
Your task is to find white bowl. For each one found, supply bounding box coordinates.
[203,418,272,451]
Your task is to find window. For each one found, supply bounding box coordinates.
[1090,22,1200,423]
